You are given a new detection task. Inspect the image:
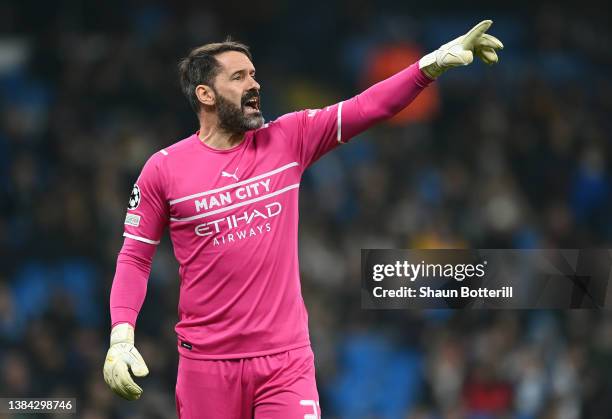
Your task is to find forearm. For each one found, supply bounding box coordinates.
[109,239,155,328]
[341,62,433,141]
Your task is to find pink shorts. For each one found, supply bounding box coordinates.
[175,345,321,418]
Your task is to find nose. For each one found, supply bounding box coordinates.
[249,76,260,91]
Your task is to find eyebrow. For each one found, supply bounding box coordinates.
[229,69,256,77]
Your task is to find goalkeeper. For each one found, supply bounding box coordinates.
[104,20,502,418]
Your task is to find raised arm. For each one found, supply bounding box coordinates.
[276,20,503,168]
[340,62,433,142]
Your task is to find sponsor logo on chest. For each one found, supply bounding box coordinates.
[194,178,272,212]
[168,162,300,246]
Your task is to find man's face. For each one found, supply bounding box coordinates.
[211,51,263,133]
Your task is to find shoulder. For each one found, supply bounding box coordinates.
[269,111,305,127]
[144,134,197,169]
[155,134,197,159]
[254,112,306,138]
[138,134,196,183]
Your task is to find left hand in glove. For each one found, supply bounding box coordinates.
[419,19,504,79]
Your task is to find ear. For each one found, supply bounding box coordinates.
[195,84,215,107]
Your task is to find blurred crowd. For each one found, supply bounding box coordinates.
[1,1,612,418]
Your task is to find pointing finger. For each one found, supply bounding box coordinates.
[463,20,493,49]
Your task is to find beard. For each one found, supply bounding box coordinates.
[214,89,264,134]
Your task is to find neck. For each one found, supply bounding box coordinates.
[198,114,245,150]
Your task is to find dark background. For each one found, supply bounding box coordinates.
[1,1,612,418]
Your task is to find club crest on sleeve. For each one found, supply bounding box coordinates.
[128,184,141,210]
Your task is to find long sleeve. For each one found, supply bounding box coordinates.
[274,62,433,168]
[110,152,169,328]
[341,62,433,140]
[109,238,156,328]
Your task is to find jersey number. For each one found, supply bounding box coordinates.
[300,399,320,419]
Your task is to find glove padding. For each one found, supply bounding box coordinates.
[419,19,504,79]
[103,323,149,401]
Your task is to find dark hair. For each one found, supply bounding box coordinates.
[178,39,252,113]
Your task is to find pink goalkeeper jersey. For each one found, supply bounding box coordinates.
[113,63,433,359]
[124,105,347,359]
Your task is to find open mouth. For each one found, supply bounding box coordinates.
[244,97,260,112]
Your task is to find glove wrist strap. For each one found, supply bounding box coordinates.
[419,51,444,79]
[110,323,135,346]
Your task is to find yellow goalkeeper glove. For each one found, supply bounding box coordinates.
[419,19,504,79]
[103,323,149,400]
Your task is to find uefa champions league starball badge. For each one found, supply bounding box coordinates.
[128,184,141,210]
